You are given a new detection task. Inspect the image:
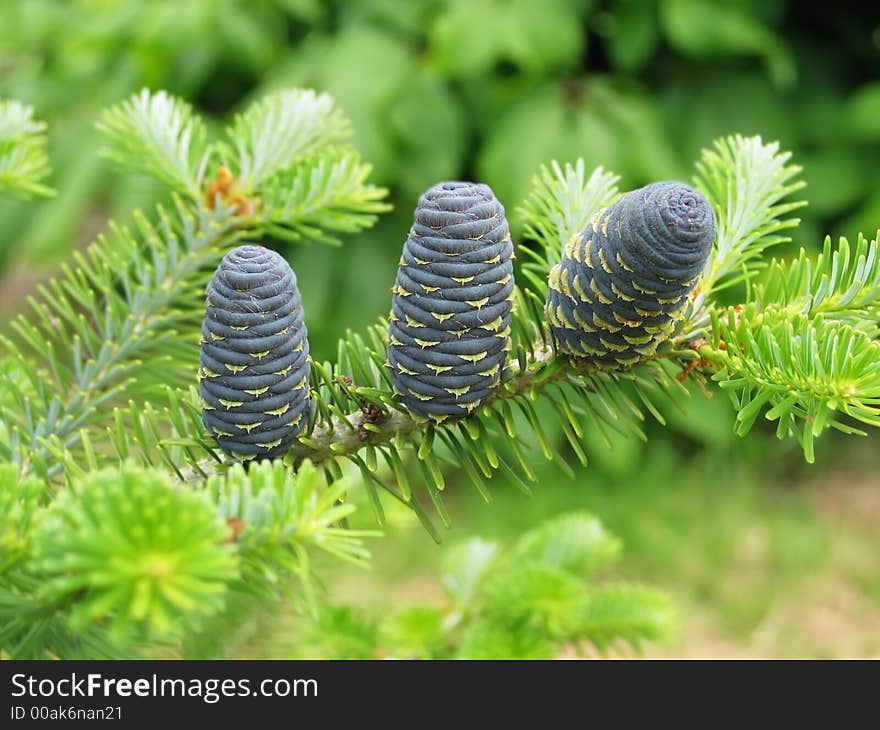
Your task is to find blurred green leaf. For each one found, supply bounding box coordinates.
[429,0,585,78]
[269,25,412,184]
[581,584,677,650]
[214,2,282,72]
[513,512,622,576]
[795,91,848,146]
[846,82,880,141]
[277,0,326,24]
[388,71,468,200]
[457,618,554,659]
[660,0,794,87]
[442,537,501,607]
[589,79,684,182]
[341,0,436,35]
[379,605,447,658]
[482,563,589,639]
[799,146,866,217]
[600,0,659,73]
[306,605,377,659]
[480,78,682,214]
[478,82,618,211]
[660,73,797,165]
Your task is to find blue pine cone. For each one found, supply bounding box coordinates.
[388,181,515,421]
[546,181,715,368]
[199,245,310,458]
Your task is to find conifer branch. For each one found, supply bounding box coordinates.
[0,459,376,658]
[695,228,880,462]
[225,89,350,192]
[153,135,879,530]
[100,139,827,533]
[151,160,681,526]
[1,79,877,659]
[172,314,686,540]
[97,89,209,198]
[0,99,53,198]
[696,134,806,294]
[1,88,389,481]
[253,152,390,244]
[754,231,880,333]
[702,306,880,463]
[0,200,244,479]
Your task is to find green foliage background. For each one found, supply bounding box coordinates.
[1,0,878,657]
[3,0,879,353]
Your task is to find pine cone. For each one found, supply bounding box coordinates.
[547,181,715,367]
[199,245,310,458]
[388,182,515,421]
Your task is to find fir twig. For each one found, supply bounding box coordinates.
[696,134,806,294]
[0,99,53,198]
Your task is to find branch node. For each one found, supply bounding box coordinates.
[204,165,261,216]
